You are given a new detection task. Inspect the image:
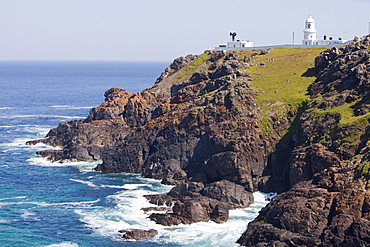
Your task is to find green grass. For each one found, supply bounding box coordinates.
[309,98,370,145]
[174,51,212,82]
[358,161,370,176]
[246,48,328,107]
[241,48,328,134]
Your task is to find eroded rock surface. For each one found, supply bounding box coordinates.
[28,50,273,226]
[119,229,158,241]
[237,36,370,246]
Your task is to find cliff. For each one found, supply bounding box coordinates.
[237,36,370,246]
[28,36,370,245]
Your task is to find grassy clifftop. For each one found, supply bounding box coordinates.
[244,48,328,134]
[247,48,327,105]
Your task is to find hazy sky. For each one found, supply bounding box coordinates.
[1,0,370,61]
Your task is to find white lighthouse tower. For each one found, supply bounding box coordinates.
[302,15,317,45]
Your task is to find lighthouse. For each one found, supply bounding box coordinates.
[301,15,349,46]
[302,15,317,45]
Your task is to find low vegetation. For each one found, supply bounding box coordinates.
[247,48,327,107]
[244,48,327,134]
[174,52,211,82]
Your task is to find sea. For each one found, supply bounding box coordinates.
[0,61,271,247]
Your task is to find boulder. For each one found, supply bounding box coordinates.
[210,203,229,223]
[149,213,188,226]
[172,200,209,223]
[201,180,254,208]
[119,229,158,241]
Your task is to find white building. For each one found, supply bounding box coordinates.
[215,40,253,50]
[226,40,253,48]
[216,32,253,50]
[302,15,348,46]
[302,15,317,45]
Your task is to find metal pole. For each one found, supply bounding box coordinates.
[293,32,295,45]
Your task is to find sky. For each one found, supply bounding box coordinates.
[1,0,370,61]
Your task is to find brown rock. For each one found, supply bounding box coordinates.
[119,229,158,241]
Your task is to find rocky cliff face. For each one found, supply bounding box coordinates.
[237,36,370,246]
[28,36,370,245]
[28,49,278,225]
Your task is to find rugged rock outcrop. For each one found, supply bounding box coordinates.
[237,36,370,246]
[28,36,370,246]
[146,180,253,225]
[27,50,274,226]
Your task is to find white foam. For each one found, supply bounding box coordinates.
[122,184,143,190]
[0,218,10,223]
[75,190,271,246]
[50,105,93,109]
[0,125,52,148]
[0,196,27,201]
[70,179,98,188]
[0,114,36,119]
[0,107,13,110]
[0,199,99,208]
[0,114,85,119]
[27,156,63,167]
[52,199,100,207]
[1,137,40,147]
[100,185,127,189]
[153,192,270,246]
[27,156,100,172]
[43,242,79,247]
[20,209,37,219]
[22,125,52,135]
[76,183,169,241]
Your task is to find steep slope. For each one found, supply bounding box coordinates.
[237,36,370,246]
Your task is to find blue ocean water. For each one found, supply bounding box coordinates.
[0,61,269,247]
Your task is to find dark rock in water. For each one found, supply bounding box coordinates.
[146,180,251,226]
[238,170,370,246]
[201,180,254,208]
[149,213,187,226]
[119,229,158,241]
[210,203,229,224]
[35,149,62,158]
[144,194,174,207]
[141,206,168,212]
[172,200,209,223]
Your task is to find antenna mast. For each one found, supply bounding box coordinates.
[230,32,237,41]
